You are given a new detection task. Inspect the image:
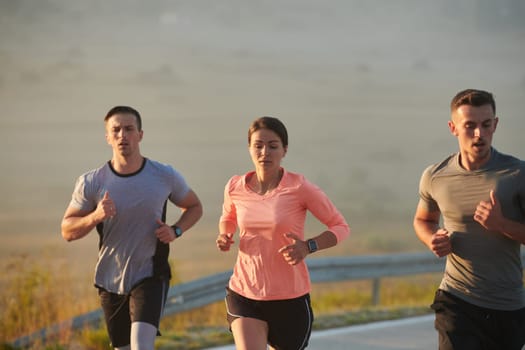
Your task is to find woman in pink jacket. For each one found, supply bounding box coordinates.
[216,116,350,350]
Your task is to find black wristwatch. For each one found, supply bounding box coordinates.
[307,239,318,253]
[171,225,183,238]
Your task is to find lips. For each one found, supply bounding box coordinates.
[472,138,485,147]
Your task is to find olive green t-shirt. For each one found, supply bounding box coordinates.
[419,148,525,310]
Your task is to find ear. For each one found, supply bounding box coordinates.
[493,117,499,132]
[447,120,457,136]
[139,129,144,142]
[283,145,288,158]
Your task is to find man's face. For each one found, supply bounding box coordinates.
[448,104,498,165]
[105,113,143,157]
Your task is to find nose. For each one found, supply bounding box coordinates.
[260,146,271,156]
[473,127,481,138]
[259,146,269,156]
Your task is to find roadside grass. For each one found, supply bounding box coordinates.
[0,254,98,349]
[1,254,440,350]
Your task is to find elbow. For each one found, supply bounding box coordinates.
[61,230,75,242]
[338,227,350,243]
[61,222,76,242]
[329,224,349,244]
[413,217,428,233]
[196,204,204,221]
[192,202,204,222]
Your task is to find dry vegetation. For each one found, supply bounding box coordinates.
[1,252,441,350]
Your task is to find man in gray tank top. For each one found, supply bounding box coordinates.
[61,106,203,350]
[414,89,525,350]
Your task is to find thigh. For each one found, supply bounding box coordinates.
[129,277,169,328]
[431,290,497,350]
[225,287,264,325]
[230,317,269,350]
[497,307,525,350]
[98,289,131,348]
[266,294,314,350]
[225,289,269,350]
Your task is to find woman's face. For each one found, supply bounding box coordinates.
[249,128,287,172]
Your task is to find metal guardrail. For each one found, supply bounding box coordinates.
[11,251,525,348]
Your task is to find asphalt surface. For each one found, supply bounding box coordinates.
[203,314,437,350]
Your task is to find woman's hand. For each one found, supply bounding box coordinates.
[278,233,308,265]
[216,233,235,252]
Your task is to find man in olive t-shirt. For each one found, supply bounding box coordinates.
[413,89,525,350]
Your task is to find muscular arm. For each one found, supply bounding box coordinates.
[171,189,203,233]
[494,219,525,244]
[61,207,102,242]
[61,191,114,242]
[413,200,452,257]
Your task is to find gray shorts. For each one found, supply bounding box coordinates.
[98,276,169,348]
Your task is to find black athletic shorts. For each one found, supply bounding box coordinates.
[225,287,314,350]
[431,289,525,350]
[98,276,169,348]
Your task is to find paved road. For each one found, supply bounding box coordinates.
[204,314,437,350]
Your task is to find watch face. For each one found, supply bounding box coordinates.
[174,226,182,237]
[308,239,318,253]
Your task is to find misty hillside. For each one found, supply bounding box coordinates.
[1,1,524,273]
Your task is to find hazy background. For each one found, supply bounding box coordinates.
[1,0,525,281]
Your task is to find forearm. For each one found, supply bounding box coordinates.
[219,220,237,235]
[499,218,525,244]
[309,230,338,252]
[173,203,203,232]
[61,213,99,242]
[413,218,439,249]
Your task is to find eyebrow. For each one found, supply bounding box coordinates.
[465,117,494,122]
[111,123,136,128]
[253,139,280,143]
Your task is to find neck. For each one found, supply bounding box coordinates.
[459,149,492,171]
[111,154,144,174]
[252,168,282,194]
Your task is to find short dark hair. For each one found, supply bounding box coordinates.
[450,89,496,115]
[248,116,288,147]
[104,106,142,131]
